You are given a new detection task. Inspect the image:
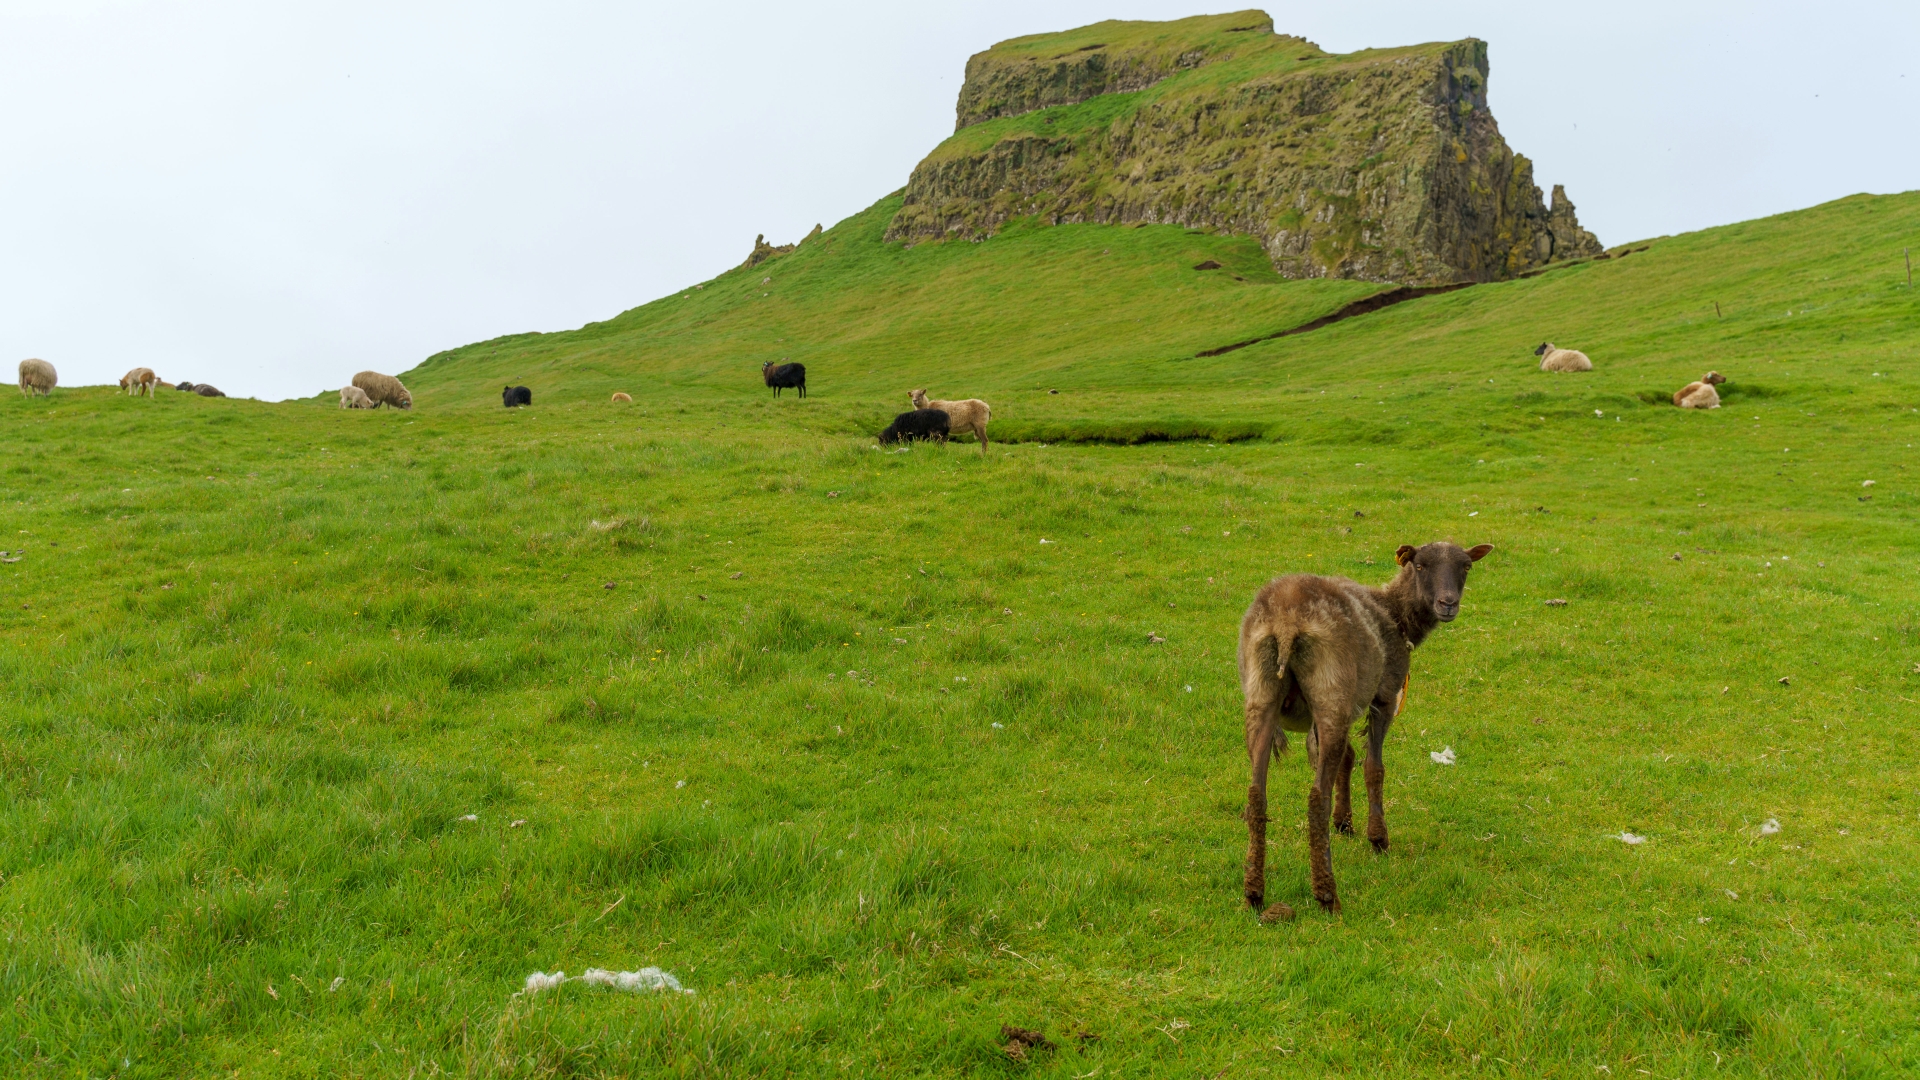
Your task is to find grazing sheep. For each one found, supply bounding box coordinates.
[120,367,157,396]
[909,389,991,455]
[339,385,375,409]
[194,384,226,398]
[878,408,949,445]
[502,385,532,408]
[1535,342,1592,372]
[1238,540,1493,920]
[1673,371,1726,409]
[352,371,412,410]
[762,360,806,398]
[17,359,56,397]
[610,392,632,403]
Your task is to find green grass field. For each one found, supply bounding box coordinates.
[3,189,1918,1077]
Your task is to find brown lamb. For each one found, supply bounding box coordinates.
[1237,540,1492,920]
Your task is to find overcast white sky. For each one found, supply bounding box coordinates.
[2,1,1914,400]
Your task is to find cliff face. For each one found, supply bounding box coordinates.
[887,11,1600,284]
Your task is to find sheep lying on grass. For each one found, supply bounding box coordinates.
[909,389,990,454]
[120,368,157,396]
[352,371,412,410]
[878,408,949,445]
[502,385,532,407]
[340,385,375,409]
[194,384,226,398]
[1535,343,1592,372]
[18,359,56,397]
[611,392,632,404]
[1673,371,1726,409]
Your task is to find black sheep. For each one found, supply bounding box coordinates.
[194,384,226,397]
[174,382,196,392]
[502,385,532,407]
[878,408,950,445]
[762,360,807,398]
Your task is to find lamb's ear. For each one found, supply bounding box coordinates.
[1394,545,1417,566]
[1466,544,1494,562]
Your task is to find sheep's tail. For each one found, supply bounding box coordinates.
[1239,621,1297,758]
[981,402,991,422]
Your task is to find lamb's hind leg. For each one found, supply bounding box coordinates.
[1242,700,1278,912]
[1333,739,1356,836]
[1242,700,1296,922]
[1307,717,1349,914]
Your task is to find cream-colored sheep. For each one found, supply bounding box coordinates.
[339,385,375,409]
[611,392,632,403]
[909,389,991,454]
[120,367,157,396]
[1534,342,1592,372]
[1673,371,1726,409]
[351,371,412,410]
[18,359,56,397]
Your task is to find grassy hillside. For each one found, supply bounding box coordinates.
[2,191,1918,1077]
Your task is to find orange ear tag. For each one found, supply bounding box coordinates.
[1394,671,1409,717]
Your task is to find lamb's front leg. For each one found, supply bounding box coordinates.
[1364,703,1393,853]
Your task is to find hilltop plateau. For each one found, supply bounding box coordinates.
[888,11,1601,283]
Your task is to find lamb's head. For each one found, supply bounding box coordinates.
[1703,371,1726,386]
[395,388,413,410]
[1393,541,1494,623]
[1533,343,1554,357]
[909,389,928,408]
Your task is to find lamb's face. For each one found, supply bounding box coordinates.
[1533,343,1552,357]
[1396,541,1494,622]
[1705,372,1726,386]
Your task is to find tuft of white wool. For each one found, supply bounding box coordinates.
[1429,746,1456,765]
[521,967,693,996]
[1757,818,1781,836]
[1616,832,1649,845]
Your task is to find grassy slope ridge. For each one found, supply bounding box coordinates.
[408,190,1919,443]
[1,191,1916,1077]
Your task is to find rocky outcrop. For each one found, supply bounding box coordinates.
[741,234,795,270]
[739,224,825,270]
[887,13,1601,284]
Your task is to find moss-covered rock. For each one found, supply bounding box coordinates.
[886,11,1601,284]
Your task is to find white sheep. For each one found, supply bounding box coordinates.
[339,385,376,409]
[18,359,56,397]
[120,367,157,397]
[1534,343,1592,372]
[1673,371,1726,409]
[351,371,412,410]
[909,389,991,454]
